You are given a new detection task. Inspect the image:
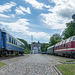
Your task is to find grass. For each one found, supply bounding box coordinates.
[61,60,67,63]
[61,60,75,63]
[0,62,6,68]
[56,64,75,75]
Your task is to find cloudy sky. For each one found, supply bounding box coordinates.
[0,0,75,43]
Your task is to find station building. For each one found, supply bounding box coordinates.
[30,41,41,54]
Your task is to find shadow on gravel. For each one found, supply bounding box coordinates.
[0,55,24,61]
[47,54,75,59]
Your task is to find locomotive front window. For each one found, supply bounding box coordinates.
[73,37,75,40]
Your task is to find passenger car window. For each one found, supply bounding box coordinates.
[9,36,11,43]
[12,38,13,44]
[16,42,17,45]
[14,40,15,44]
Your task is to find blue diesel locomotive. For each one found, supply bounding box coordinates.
[0,29,25,56]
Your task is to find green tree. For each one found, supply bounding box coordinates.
[41,43,50,52]
[49,36,57,46]
[18,38,31,54]
[53,33,61,41]
[32,42,37,44]
[62,23,75,39]
[49,33,61,46]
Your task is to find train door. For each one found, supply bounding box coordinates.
[2,32,6,49]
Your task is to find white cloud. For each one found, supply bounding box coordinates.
[0,14,10,18]
[45,5,51,8]
[0,19,29,32]
[0,19,50,41]
[10,14,15,18]
[15,8,25,15]
[15,6,31,15]
[27,31,50,40]
[0,13,15,18]
[19,6,31,14]
[41,0,75,29]
[49,0,75,19]
[25,0,50,9]
[0,1,16,13]
[41,13,68,29]
[0,2,16,18]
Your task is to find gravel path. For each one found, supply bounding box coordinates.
[0,54,61,75]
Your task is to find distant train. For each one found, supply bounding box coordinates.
[47,36,75,58]
[0,28,25,56]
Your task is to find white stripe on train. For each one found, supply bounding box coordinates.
[55,48,75,52]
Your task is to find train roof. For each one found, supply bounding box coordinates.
[55,35,75,46]
[1,28,25,45]
[47,45,54,49]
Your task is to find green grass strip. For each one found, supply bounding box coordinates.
[56,64,75,75]
[0,62,6,68]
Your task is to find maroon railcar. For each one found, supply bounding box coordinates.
[54,36,75,57]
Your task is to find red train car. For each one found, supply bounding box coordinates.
[54,36,75,57]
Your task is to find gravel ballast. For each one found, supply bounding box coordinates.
[0,54,63,75]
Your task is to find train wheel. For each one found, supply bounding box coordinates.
[21,52,24,55]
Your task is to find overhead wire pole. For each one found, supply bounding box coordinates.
[30,35,34,54]
[31,35,33,44]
